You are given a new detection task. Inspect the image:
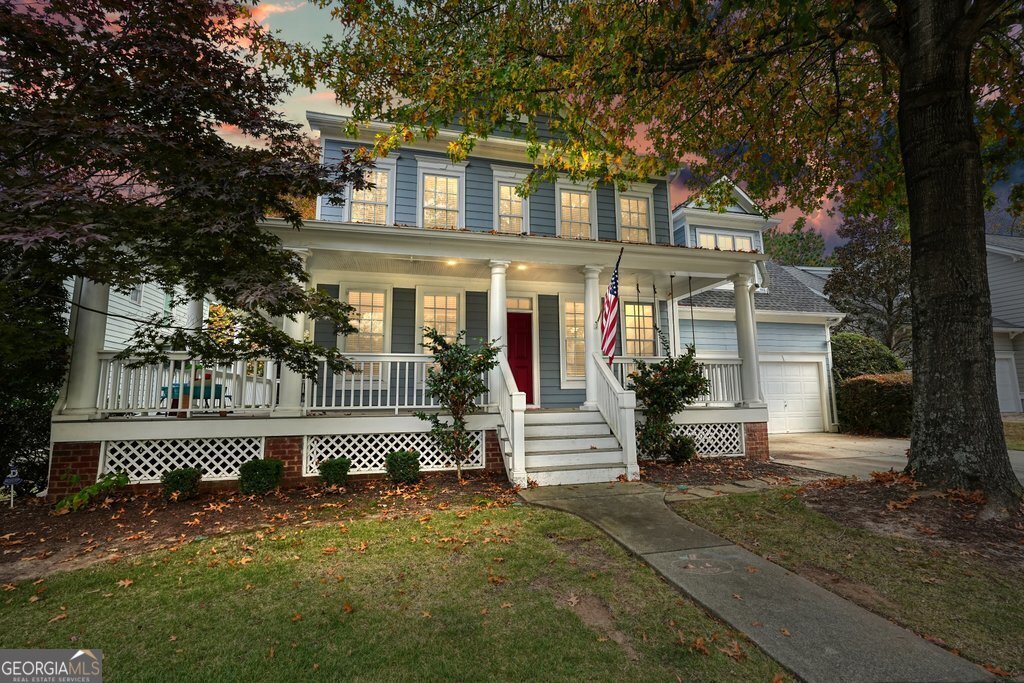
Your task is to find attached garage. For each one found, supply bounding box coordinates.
[760,360,826,433]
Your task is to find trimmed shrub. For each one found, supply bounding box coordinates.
[161,467,202,501]
[239,458,284,495]
[318,457,352,488]
[385,450,420,484]
[831,332,904,384]
[668,433,697,464]
[837,373,913,436]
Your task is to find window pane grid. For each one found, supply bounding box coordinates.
[347,291,386,354]
[560,190,591,239]
[350,170,389,224]
[623,302,656,357]
[422,294,459,344]
[423,174,459,229]
[564,300,586,378]
[497,183,524,234]
[697,231,754,252]
[619,196,650,243]
[506,297,532,311]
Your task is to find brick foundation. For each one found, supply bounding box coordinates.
[264,436,305,488]
[484,429,505,473]
[47,442,101,501]
[744,422,770,461]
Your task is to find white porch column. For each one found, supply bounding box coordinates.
[275,250,310,416]
[185,298,205,331]
[488,260,510,393]
[582,265,603,408]
[63,278,110,415]
[732,273,761,405]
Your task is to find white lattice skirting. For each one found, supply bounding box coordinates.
[674,422,745,457]
[305,431,485,476]
[102,437,265,484]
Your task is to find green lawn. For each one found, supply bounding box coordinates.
[1005,419,1024,451]
[673,490,1024,676]
[1,506,787,682]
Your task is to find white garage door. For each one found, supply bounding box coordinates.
[996,357,1022,413]
[760,361,824,434]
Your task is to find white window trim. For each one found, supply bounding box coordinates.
[492,165,530,235]
[694,227,757,253]
[338,284,393,355]
[554,179,598,240]
[620,297,662,359]
[129,283,144,306]
[614,182,656,244]
[414,286,466,353]
[343,157,398,226]
[558,293,587,390]
[416,156,468,229]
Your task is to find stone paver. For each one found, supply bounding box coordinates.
[520,483,991,683]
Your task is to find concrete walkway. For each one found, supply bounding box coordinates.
[521,482,991,683]
[771,432,1024,483]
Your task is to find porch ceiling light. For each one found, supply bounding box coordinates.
[516,264,527,271]
[446,259,457,266]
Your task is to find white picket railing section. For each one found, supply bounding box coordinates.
[612,357,743,405]
[593,352,638,478]
[96,352,278,417]
[306,354,489,414]
[495,354,527,486]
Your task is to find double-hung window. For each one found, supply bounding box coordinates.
[563,299,586,381]
[418,157,467,229]
[492,165,529,234]
[622,302,657,357]
[421,293,460,344]
[617,183,655,243]
[697,230,753,252]
[560,190,592,239]
[345,290,387,354]
[349,170,390,225]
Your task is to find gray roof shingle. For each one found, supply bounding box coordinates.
[682,262,840,315]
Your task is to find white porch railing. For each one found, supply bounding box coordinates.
[612,356,743,405]
[593,352,639,479]
[96,352,278,417]
[495,354,527,486]
[306,353,489,414]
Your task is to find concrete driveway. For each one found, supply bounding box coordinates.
[771,432,1024,484]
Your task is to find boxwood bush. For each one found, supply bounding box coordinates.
[161,467,202,501]
[239,458,284,495]
[385,450,420,484]
[831,332,904,384]
[837,373,913,437]
[318,456,352,488]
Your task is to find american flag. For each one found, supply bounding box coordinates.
[599,249,623,365]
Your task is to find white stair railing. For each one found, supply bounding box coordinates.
[593,352,639,480]
[495,354,527,486]
[611,356,743,405]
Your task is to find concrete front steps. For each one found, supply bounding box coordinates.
[522,410,626,486]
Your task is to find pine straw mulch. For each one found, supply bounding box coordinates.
[799,471,1024,570]
[640,456,815,487]
[0,471,517,583]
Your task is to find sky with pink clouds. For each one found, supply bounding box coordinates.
[257,2,849,249]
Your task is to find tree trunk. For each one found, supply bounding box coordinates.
[898,0,1023,510]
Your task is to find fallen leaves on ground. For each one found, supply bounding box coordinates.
[116,578,133,588]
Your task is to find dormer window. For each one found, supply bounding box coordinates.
[697,229,753,252]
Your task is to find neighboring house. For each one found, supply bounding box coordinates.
[48,114,777,495]
[673,193,843,434]
[986,234,1024,413]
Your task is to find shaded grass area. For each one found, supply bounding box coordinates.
[1,506,787,682]
[673,490,1024,676]
[1004,419,1024,451]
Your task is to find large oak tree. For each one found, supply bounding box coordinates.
[0,0,366,379]
[273,0,1024,508]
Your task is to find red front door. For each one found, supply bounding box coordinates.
[506,312,534,404]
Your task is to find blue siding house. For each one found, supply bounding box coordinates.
[51,114,782,491]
